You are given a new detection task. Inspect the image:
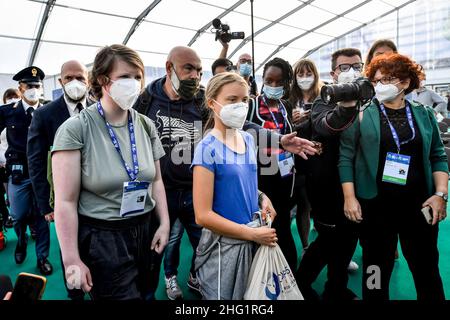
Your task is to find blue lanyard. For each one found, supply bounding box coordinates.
[97,101,139,181]
[262,96,288,134]
[379,101,415,153]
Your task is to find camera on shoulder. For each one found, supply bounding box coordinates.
[320,77,374,105]
[212,18,245,43]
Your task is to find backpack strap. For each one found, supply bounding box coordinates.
[134,86,152,115]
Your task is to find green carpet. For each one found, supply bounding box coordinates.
[1,212,449,300]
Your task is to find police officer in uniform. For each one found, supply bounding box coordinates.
[0,66,53,275]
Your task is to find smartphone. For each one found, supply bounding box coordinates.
[10,272,47,301]
[421,206,433,225]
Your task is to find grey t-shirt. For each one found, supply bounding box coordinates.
[52,104,165,221]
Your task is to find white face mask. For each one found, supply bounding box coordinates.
[213,100,248,129]
[107,78,141,110]
[375,82,404,103]
[337,68,361,84]
[5,98,20,104]
[297,76,314,90]
[23,88,41,103]
[64,79,87,101]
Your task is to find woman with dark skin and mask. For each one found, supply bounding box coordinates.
[246,57,298,271]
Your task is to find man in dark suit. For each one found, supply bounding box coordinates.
[0,66,52,274]
[27,61,89,294]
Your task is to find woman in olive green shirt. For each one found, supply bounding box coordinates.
[52,45,170,300]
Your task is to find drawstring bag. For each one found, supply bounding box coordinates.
[243,216,303,300]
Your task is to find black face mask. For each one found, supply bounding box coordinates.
[170,66,199,100]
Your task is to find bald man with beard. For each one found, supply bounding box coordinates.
[27,60,90,298]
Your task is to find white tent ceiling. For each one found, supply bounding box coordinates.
[0,0,416,76]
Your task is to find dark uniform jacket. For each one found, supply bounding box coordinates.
[0,100,40,177]
[27,95,71,215]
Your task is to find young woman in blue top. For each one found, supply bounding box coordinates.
[192,72,277,300]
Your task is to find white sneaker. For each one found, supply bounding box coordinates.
[165,275,183,300]
[347,260,359,272]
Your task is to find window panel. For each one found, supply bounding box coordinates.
[56,0,151,18]
[344,0,395,23]
[282,5,335,30]
[289,32,335,51]
[0,0,43,38]
[314,18,362,37]
[146,0,223,31]
[0,38,33,74]
[312,0,368,15]
[43,6,133,46]
[256,24,306,46]
[234,0,302,22]
[33,42,101,75]
[127,22,196,54]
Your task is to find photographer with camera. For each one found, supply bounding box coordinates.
[339,53,447,301]
[213,19,258,97]
[295,48,368,301]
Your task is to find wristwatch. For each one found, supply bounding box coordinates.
[434,192,448,202]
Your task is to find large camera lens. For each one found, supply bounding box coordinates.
[320,78,374,104]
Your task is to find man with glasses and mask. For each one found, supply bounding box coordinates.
[27,61,90,295]
[295,48,363,301]
[218,42,258,97]
[0,66,53,275]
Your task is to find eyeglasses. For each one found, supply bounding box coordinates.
[239,59,252,64]
[371,76,400,85]
[334,63,364,72]
[225,65,237,72]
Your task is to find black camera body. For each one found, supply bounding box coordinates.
[320,77,374,105]
[212,18,245,43]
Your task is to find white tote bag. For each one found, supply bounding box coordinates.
[244,243,304,300]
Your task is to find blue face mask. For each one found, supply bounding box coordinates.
[264,85,284,100]
[239,63,252,77]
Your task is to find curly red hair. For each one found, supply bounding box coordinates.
[366,53,424,94]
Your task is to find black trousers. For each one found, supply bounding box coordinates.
[76,213,154,300]
[295,218,359,301]
[259,172,297,272]
[359,193,445,301]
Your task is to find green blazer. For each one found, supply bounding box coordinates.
[339,100,448,199]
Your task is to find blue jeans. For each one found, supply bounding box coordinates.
[8,178,50,260]
[164,189,202,277]
[163,218,185,277]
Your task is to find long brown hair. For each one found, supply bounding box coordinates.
[204,72,249,133]
[289,58,320,107]
[89,44,145,100]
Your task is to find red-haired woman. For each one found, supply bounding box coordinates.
[339,53,448,300]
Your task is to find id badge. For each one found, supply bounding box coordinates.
[278,151,294,177]
[382,152,411,185]
[120,181,150,218]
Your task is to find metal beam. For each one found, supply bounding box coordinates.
[187,0,246,47]
[228,0,315,59]
[28,0,56,66]
[301,0,417,59]
[255,0,373,72]
[123,0,162,45]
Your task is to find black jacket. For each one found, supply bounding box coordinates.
[304,97,358,225]
[0,100,41,173]
[27,95,71,215]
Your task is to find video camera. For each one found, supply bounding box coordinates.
[320,77,374,105]
[212,18,245,43]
